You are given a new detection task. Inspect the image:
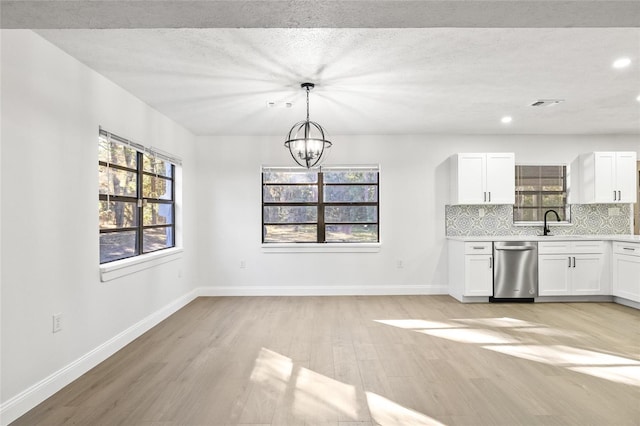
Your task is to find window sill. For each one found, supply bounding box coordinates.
[262,243,381,253]
[513,221,573,227]
[99,247,184,282]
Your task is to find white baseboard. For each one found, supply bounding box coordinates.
[196,284,448,297]
[0,289,199,426]
[613,296,640,310]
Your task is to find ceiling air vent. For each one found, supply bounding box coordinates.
[530,99,565,107]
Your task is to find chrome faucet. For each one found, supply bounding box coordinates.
[543,209,561,236]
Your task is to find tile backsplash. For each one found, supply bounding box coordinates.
[445,204,631,236]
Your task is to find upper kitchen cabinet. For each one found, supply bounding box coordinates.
[450,153,515,205]
[579,152,637,204]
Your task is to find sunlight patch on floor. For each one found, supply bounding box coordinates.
[375,317,640,387]
[292,364,359,420]
[374,319,460,329]
[512,327,586,338]
[418,328,520,344]
[248,347,447,425]
[483,345,640,367]
[452,317,541,328]
[568,366,640,387]
[367,391,446,426]
[250,347,293,385]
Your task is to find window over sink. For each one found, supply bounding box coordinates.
[514,165,569,223]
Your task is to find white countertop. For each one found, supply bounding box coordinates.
[447,235,640,242]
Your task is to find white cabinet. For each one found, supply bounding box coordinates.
[612,241,640,302]
[579,152,637,203]
[538,254,571,295]
[449,241,493,301]
[538,241,608,296]
[465,253,493,296]
[450,153,515,205]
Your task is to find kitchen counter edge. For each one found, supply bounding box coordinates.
[447,235,640,242]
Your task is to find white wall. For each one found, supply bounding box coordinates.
[196,134,639,295]
[0,30,199,423]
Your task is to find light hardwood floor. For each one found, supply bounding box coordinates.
[12,296,640,426]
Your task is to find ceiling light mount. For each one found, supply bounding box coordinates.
[284,82,332,169]
[530,99,565,107]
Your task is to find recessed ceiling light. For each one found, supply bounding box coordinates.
[501,116,513,124]
[636,94,640,103]
[612,57,631,69]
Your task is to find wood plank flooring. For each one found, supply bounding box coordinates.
[12,296,640,425]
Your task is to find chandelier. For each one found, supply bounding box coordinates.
[284,82,332,168]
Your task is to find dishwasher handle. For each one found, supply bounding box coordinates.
[494,246,535,251]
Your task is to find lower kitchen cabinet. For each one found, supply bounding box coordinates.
[538,241,609,296]
[449,240,493,301]
[612,242,640,302]
[538,255,571,295]
[464,253,493,296]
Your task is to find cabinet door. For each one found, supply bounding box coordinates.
[456,154,486,204]
[464,254,493,296]
[572,254,605,295]
[485,153,515,204]
[612,255,640,302]
[593,152,616,202]
[615,152,637,203]
[538,254,571,296]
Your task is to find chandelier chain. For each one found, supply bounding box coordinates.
[306,85,310,122]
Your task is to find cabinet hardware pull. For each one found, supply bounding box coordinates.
[613,190,617,201]
[488,192,491,202]
[483,192,486,202]
[623,247,634,251]
[489,257,493,269]
[472,246,484,249]
[573,257,576,268]
[568,257,571,267]
[618,190,621,200]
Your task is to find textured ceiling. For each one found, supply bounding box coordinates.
[35,27,640,135]
[4,1,640,136]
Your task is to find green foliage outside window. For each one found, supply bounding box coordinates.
[262,167,380,243]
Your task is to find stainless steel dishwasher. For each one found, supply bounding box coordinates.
[490,241,538,302]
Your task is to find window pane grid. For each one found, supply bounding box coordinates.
[514,165,568,223]
[262,168,379,243]
[99,132,176,264]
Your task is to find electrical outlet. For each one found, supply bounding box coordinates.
[608,207,621,217]
[479,208,486,218]
[52,314,62,333]
[240,260,247,269]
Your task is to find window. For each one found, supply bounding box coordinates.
[514,165,568,222]
[262,166,379,243]
[99,130,178,263]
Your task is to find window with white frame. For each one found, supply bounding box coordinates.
[262,166,379,243]
[98,129,179,263]
[514,165,569,222]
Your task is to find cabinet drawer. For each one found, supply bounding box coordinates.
[613,242,640,257]
[570,241,604,254]
[464,242,492,255]
[539,241,571,254]
[539,240,604,254]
